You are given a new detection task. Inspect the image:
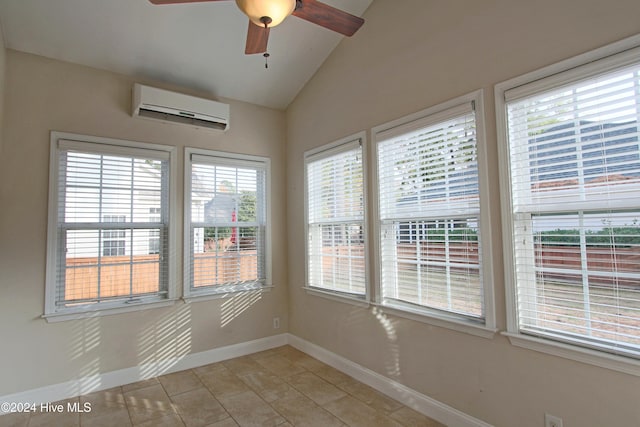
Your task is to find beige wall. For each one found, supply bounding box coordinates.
[0,22,6,156]
[286,1,640,426]
[0,50,288,396]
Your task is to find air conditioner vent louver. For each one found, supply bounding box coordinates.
[132,84,229,131]
[138,108,227,131]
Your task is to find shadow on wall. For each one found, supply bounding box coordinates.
[221,290,262,328]
[66,303,194,395]
[138,303,193,379]
[69,315,103,393]
[63,289,264,397]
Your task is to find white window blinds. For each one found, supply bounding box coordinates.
[505,57,640,358]
[376,101,484,320]
[187,152,268,294]
[50,139,171,311]
[305,139,366,296]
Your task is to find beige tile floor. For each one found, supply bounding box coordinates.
[0,345,445,427]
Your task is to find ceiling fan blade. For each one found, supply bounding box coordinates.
[148,0,230,5]
[292,0,364,37]
[245,21,270,54]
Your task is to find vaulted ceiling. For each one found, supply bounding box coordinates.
[0,0,372,109]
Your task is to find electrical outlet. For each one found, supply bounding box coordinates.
[273,317,280,329]
[545,413,563,427]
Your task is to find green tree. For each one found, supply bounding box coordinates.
[238,191,257,239]
[238,190,257,222]
[536,221,640,248]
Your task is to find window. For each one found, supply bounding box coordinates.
[185,148,270,298]
[373,91,495,332]
[304,134,367,298]
[45,133,176,319]
[498,41,640,365]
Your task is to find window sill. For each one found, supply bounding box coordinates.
[503,331,640,376]
[43,298,179,323]
[183,284,273,303]
[375,301,498,339]
[303,286,369,307]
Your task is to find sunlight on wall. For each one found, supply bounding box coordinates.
[372,307,401,378]
[68,315,102,395]
[371,307,426,410]
[137,303,192,379]
[70,315,101,361]
[220,290,262,327]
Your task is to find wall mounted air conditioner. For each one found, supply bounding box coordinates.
[132,83,230,131]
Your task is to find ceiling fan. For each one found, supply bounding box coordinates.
[148,0,365,55]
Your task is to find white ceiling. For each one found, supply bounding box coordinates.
[0,0,372,109]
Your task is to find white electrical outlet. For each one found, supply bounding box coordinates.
[545,413,563,427]
[273,317,280,329]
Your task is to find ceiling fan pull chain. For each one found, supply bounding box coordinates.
[263,52,270,69]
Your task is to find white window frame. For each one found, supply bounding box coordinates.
[495,34,640,375]
[184,147,272,301]
[303,132,370,304]
[44,132,178,322]
[372,90,496,338]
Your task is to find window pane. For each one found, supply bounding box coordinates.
[307,223,365,294]
[191,163,261,224]
[383,219,482,317]
[506,59,640,357]
[516,212,640,350]
[307,147,364,223]
[192,226,264,288]
[378,114,479,220]
[507,65,640,212]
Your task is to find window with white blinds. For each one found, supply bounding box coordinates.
[375,93,489,324]
[45,135,175,317]
[502,48,640,359]
[305,137,366,297]
[185,148,270,297]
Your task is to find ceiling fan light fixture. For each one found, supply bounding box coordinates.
[235,0,296,28]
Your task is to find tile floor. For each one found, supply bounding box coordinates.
[0,345,445,427]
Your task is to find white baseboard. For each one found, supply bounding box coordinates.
[1,332,489,426]
[0,333,287,414]
[287,333,492,427]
